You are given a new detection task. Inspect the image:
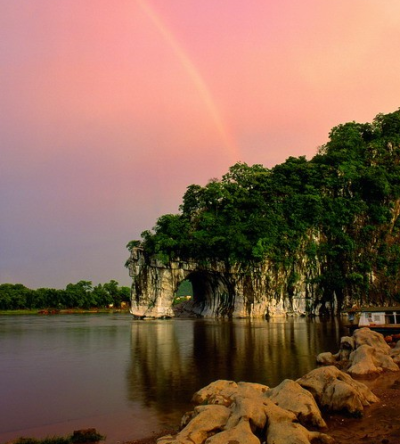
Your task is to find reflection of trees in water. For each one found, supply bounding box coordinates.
[127,320,196,413]
[126,318,345,414]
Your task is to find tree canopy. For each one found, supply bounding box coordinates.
[0,280,130,310]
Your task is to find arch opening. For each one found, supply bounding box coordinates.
[180,270,235,317]
[173,279,193,305]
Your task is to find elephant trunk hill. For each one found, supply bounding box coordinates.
[126,109,400,318]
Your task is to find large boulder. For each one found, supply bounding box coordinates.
[353,327,391,353]
[347,343,400,377]
[265,379,327,428]
[297,366,378,414]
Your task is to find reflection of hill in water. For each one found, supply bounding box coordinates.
[126,318,344,414]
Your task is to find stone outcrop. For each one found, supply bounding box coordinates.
[157,367,379,444]
[127,247,330,319]
[316,327,400,377]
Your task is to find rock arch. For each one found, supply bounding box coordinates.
[186,270,236,317]
[128,247,238,318]
[126,247,313,318]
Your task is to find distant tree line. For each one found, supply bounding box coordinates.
[0,280,131,310]
[127,109,400,307]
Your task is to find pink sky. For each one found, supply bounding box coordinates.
[1,0,400,288]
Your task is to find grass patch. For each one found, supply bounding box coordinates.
[172,296,188,306]
[12,430,105,444]
[13,438,70,444]
[0,309,40,315]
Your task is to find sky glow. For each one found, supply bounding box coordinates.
[1,0,400,288]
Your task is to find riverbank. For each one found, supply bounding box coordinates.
[325,371,400,444]
[124,371,400,444]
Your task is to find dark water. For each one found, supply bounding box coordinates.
[0,314,346,443]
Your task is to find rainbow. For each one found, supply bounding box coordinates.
[137,0,240,163]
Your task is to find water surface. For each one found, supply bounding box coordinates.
[0,314,345,443]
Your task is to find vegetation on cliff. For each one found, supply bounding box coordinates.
[129,109,400,309]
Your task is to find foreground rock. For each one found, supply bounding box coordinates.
[157,366,380,444]
[316,327,400,377]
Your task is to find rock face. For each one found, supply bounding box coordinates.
[316,327,400,377]
[127,247,328,318]
[157,368,379,444]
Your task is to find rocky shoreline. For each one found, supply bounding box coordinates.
[126,371,400,444]
[126,328,400,444]
[325,371,400,444]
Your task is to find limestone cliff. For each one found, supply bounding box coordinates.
[127,245,333,318]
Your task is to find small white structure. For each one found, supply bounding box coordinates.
[355,306,400,333]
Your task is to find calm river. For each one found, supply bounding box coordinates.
[0,314,346,443]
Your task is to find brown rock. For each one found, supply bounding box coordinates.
[353,328,391,354]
